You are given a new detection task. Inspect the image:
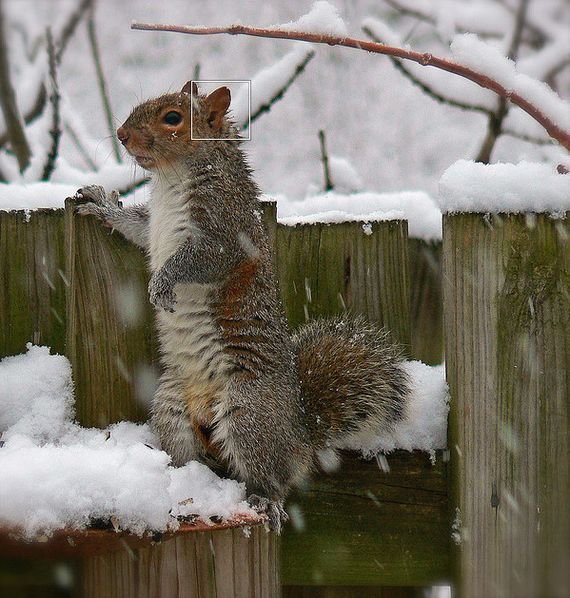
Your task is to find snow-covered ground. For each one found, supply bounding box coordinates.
[0,345,448,538]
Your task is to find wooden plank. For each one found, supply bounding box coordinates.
[281,451,450,587]
[443,213,569,597]
[0,209,67,357]
[408,239,442,365]
[80,525,278,598]
[64,200,156,427]
[276,221,411,352]
[283,586,425,597]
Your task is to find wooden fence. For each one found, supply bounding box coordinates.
[0,199,567,597]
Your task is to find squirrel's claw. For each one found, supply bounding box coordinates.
[75,185,120,207]
[148,273,177,312]
[248,494,289,534]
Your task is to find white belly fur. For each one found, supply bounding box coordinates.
[149,178,229,384]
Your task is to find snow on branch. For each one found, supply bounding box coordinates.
[232,45,315,130]
[131,16,570,151]
[362,18,493,116]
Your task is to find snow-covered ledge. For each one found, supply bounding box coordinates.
[438,160,570,214]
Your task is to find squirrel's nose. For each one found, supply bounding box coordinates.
[117,126,129,144]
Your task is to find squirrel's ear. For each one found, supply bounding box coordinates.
[181,81,199,96]
[204,86,231,131]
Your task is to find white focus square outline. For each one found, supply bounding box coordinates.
[191,79,251,141]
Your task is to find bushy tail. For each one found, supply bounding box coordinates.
[292,315,410,455]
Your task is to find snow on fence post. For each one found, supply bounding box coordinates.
[275,219,411,353]
[441,162,569,597]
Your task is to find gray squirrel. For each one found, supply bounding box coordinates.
[74,82,410,532]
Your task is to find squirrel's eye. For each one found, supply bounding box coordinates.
[164,111,182,126]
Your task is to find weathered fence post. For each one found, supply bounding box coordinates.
[444,213,569,596]
[275,220,411,352]
[0,209,67,357]
[64,199,155,426]
[408,238,442,365]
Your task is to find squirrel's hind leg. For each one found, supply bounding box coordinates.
[150,374,203,467]
[216,376,312,534]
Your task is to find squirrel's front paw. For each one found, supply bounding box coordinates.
[75,185,119,207]
[148,272,176,312]
[248,495,289,534]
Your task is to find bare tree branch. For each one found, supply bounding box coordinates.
[475,0,529,163]
[130,21,570,151]
[243,48,314,130]
[41,29,61,181]
[363,24,492,116]
[0,0,93,149]
[87,5,121,162]
[0,0,31,172]
[318,129,333,192]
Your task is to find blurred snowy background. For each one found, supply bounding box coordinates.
[0,0,568,202]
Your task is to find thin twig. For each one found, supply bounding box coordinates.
[318,130,333,192]
[193,62,201,82]
[117,176,150,196]
[56,0,93,63]
[363,24,492,116]
[87,4,121,162]
[503,129,554,145]
[0,0,31,172]
[63,122,98,170]
[130,21,570,151]
[243,48,315,130]
[41,29,61,181]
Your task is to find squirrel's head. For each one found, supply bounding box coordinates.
[116,82,233,173]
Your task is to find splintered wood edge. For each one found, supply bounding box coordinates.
[0,514,266,559]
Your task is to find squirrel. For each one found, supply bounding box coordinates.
[74,82,410,533]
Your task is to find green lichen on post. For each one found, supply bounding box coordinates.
[444,212,569,597]
[0,209,67,357]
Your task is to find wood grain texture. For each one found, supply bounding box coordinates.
[0,209,67,356]
[275,221,411,353]
[408,239,442,365]
[81,526,279,598]
[64,199,157,427]
[444,213,569,597]
[281,451,450,587]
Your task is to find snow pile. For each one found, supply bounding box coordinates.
[0,344,74,442]
[0,176,142,212]
[342,362,449,455]
[439,160,570,213]
[275,1,348,36]
[328,156,364,193]
[0,346,449,538]
[277,190,442,241]
[0,346,255,539]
